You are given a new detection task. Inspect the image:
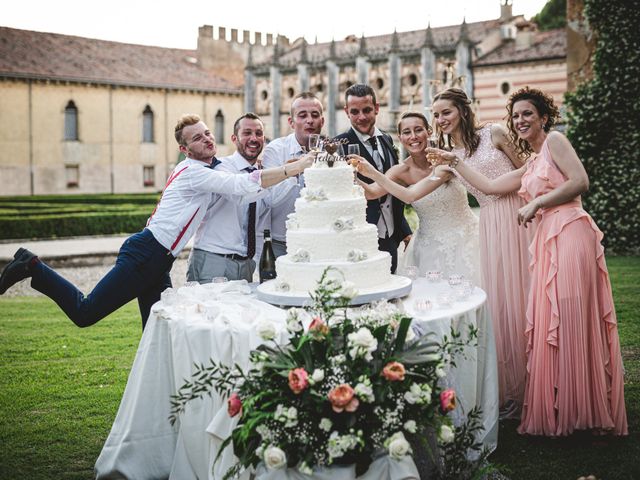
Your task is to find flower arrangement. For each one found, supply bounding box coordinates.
[170,268,485,479]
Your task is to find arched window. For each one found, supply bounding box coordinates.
[215,110,225,144]
[143,105,154,143]
[64,101,78,141]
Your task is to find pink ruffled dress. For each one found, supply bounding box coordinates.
[516,138,628,436]
[453,125,534,409]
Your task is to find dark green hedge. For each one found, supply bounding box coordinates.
[565,0,640,254]
[0,194,158,240]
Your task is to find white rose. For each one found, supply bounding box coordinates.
[319,418,332,432]
[264,445,287,469]
[311,369,325,383]
[403,383,422,404]
[404,420,417,434]
[355,382,374,403]
[387,432,412,460]
[347,327,378,360]
[435,364,446,378]
[438,424,455,444]
[340,281,359,299]
[256,320,277,341]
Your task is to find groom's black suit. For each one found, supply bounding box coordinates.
[335,127,411,273]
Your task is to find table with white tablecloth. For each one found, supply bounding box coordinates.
[94,278,498,480]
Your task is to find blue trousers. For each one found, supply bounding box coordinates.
[30,229,174,330]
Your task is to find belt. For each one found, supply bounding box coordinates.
[214,252,250,261]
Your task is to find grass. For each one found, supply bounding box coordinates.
[0,257,638,479]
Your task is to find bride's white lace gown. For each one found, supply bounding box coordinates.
[399,178,481,285]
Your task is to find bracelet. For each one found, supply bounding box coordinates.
[283,165,289,177]
[450,157,460,169]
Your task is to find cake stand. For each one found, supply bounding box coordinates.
[255,275,412,307]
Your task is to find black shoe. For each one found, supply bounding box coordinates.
[0,248,38,295]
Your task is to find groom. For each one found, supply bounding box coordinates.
[336,83,411,273]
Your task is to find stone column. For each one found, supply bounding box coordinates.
[270,65,281,139]
[388,30,401,129]
[356,35,370,84]
[244,69,256,113]
[456,20,473,99]
[297,38,310,92]
[326,60,339,137]
[421,25,436,111]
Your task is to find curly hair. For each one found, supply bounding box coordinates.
[506,87,560,158]
[174,114,201,146]
[432,88,480,154]
[397,111,433,136]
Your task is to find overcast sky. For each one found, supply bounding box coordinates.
[2,0,550,49]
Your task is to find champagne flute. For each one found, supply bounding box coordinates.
[308,134,322,153]
[427,133,440,180]
[347,144,360,182]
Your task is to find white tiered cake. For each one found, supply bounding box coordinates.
[273,156,393,294]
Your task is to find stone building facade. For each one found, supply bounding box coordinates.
[0,0,567,196]
[243,1,567,139]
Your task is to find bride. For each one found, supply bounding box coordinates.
[352,111,480,285]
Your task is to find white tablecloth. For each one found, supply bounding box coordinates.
[94,278,498,480]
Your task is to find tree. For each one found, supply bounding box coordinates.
[532,0,567,31]
[565,0,640,254]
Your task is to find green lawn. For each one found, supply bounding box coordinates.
[0,257,638,479]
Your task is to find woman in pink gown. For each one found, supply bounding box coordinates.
[433,87,627,436]
[432,88,533,416]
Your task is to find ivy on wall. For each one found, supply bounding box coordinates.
[565,0,640,254]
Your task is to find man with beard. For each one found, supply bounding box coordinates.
[261,92,325,257]
[187,113,272,282]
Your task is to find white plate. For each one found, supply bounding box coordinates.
[255,275,413,307]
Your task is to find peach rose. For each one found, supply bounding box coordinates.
[288,367,309,394]
[308,317,329,335]
[227,392,242,417]
[440,388,456,412]
[328,384,359,413]
[382,361,406,381]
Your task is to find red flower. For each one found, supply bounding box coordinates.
[328,384,359,413]
[288,367,309,394]
[308,317,329,335]
[382,361,406,381]
[440,388,456,412]
[227,392,242,417]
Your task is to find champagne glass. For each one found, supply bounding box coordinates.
[308,134,322,153]
[427,133,440,180]
[347,144,360,156]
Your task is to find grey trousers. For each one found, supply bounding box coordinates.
[271,239,287,258]
[186,249,255,283]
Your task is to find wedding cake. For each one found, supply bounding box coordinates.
[273,156,392,294]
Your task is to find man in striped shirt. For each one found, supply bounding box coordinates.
[0,114,314,329]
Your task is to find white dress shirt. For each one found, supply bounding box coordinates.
[353,127,395,238]
[260,133,305,243]
[146,157,263,256]
[192,152,270,256]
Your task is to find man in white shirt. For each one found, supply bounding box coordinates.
[187,113,269,283]
[0,114,313,329]
[336,84,412,273]
[261,92,325,257]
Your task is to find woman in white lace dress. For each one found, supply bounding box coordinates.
[352,112,480,285]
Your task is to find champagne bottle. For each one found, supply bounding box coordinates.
[259,229,277,283]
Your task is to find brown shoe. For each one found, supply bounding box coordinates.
[0,248,38,294]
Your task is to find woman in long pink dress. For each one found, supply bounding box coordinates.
[432,88,533,417]
[433,87,627,436]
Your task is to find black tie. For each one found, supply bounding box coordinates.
[368,137,388,203]
[244,166,257,258]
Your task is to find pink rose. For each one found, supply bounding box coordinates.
[288,367,309,394]
[440,388,456,412]
[328,384,359,413]
[382,361,406,381]
[227,392,242,417]
[308,317,329,335]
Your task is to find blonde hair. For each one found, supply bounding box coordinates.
[174,114,201,146]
